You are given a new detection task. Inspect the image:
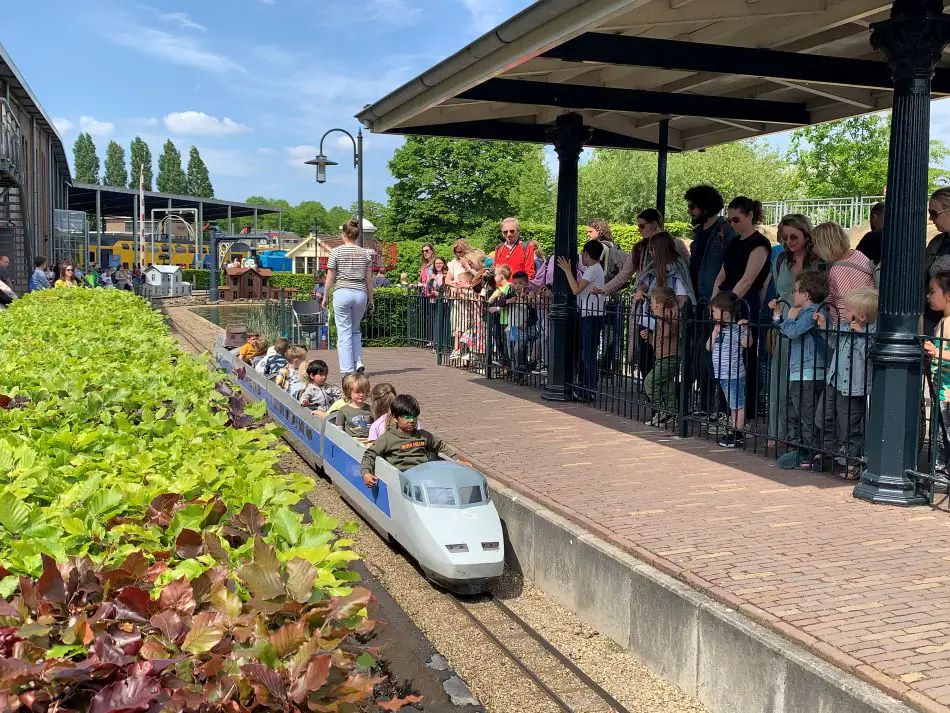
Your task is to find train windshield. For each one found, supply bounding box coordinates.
[427,487,457,506]
[458,486,484,505]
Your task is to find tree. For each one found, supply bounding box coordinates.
[288,201,331,236]
[788,114,950,197]
[103,140,128,188]
[384,136,540,243]
[72,133,100,185]
[236,196,292,232]
[186,146,214,197]
[579,140,799,223]
[156,140,188,194]
[128,137,153,190]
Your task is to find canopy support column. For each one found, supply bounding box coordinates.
[856,0,950,506]
[656,118,669,218]
[166,198,172,265]
[542,113,586,402]
[131,194,138,268]
[94,188,101,272]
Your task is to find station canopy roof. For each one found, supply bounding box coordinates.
[68,183,280,222]
[357,0,950,153]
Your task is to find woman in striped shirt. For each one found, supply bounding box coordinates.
[321,218,374,375]
[812,222,876,326]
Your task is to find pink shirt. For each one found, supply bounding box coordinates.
[368,414,423,441]
[829,250,875,322]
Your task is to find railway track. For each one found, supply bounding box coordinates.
[447,593,632,713]
[167,309,634,713]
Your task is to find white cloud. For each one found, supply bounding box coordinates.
[79,116,114,137]
[163,111,251,137]
[52,117,73,135]
[196,147,254,179]
[460,0,507,33]
[160,11,205,31]
[285,145,318,169]
[109,25,243,73]
[367,0,421,26]
[131,116,159,128]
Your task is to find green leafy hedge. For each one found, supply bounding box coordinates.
[0,290,346,582]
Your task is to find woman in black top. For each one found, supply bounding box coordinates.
[713,196,772,421]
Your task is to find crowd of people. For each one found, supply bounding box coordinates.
[382,184,950,481]
[0,253,143,307]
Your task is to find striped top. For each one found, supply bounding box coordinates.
[328,244,372,292]
[828,250,875,323]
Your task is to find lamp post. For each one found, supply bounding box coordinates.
[305,128,364,247]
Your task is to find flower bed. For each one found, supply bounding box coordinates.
[0,290,419,711]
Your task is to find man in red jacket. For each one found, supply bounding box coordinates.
[493,218,536,280]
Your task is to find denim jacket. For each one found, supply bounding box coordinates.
[826,323,874,397]
[690,216,736,300]
[777,304,826,381]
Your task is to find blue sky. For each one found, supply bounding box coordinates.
[6,0,950,210]
[3,0,535,207]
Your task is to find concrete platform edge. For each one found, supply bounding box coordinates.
[487,479,915,713]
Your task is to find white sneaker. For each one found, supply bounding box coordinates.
[355,361,365,374]
[450,350,462,359]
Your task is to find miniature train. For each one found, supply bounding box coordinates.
[213,338,505,594]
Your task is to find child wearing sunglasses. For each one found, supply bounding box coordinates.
[361,394,471,486]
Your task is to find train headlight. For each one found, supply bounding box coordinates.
[445,544,469,553]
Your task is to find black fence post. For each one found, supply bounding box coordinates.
[677,299,693,437]
[436,286,445,366]
[485,301,494,380]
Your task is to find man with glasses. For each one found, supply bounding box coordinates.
[493,218,535,281]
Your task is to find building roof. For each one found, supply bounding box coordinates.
[147,265,182,274]
[0,42,70,179]
[356,0,950,152]
[68,184,281,222]
[226,266,273,277]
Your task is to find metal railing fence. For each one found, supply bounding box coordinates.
[760,196,885,227]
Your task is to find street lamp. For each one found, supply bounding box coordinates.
[305,128,363,247]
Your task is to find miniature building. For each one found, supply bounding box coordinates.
[286,219,396,275]
[141,265,192,298]
[217,266,299,301]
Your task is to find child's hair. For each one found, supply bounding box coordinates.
[297,359,310,381]
[286,346,306,362]
[306,359,329,379]
[246,331,260,340]
[255,336,270,351]
[273,337,289,355]
[512,270,529,282]
[844,287,879,323]
[795,271,829,305]
[494,264,512,280]
[581,239,602,260]
[932,271,950,294]
[370,383,397,420]
[650,286,678,310]
[391,394,421,419]
[710,291,740,319]
[342,373,371,399]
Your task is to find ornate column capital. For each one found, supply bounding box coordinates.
[550,113,589,162]
[871,4,950,82]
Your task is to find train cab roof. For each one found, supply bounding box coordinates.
[398,460,489,509]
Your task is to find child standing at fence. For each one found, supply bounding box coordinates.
[500,271,539,377]
[643,286,680,427]
[277,346,307,394]
[925,273,950,475]
[487,264,513,366]
[774,271,829,470]
[707,292,751,448]
[557,240,606,400]
[815,287,877,480]
[449,270,474,362]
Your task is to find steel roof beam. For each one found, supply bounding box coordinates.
[457,78,810,125]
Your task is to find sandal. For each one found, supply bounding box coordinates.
[839,466,861,481]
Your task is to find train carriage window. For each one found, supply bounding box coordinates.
[306,427,313,440]
[402,482,411,498]
[413,485,423,502]
[427,487,457,506]
[458,486,484,505]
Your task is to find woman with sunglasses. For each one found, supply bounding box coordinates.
[55,263,80,288]
[711,197,772,420]
[926,188,950,334]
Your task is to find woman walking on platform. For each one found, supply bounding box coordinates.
[322,218,374,376]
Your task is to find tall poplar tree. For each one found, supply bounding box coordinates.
[72,133,100,185]
[186,146,214,197]
[103,140,128,188]
[128,137,153,190]
[156,140,187,194]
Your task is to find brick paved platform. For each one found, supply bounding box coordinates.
[168,309,950,713]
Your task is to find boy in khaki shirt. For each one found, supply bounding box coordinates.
[361,394,471,486]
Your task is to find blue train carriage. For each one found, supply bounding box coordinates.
[211,337,504,594]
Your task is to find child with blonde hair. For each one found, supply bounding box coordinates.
[331,373,373,439]
[276,346,307,393]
